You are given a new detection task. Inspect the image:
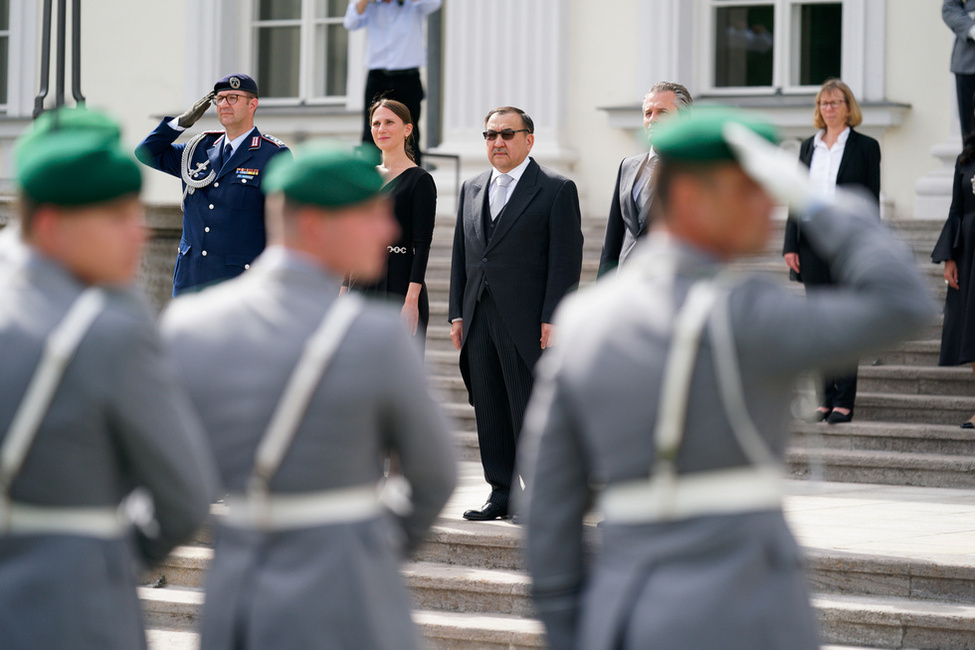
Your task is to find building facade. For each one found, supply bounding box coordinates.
[0,0,959,221]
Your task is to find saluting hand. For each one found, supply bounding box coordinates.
[178,91,216,129]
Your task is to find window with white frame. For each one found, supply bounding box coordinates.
[708,0,842,92]
[251,0,349,103]
[0,0,9,111]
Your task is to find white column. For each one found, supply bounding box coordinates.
[915,100,962,221]
[434,0,574,175]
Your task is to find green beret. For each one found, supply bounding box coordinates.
[14,107,142,206]
[652,106,779,163]
[263,141,384,208]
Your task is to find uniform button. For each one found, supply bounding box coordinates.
[482,258,488,263]
[202,250,208,257]
[209,204,214,210]
[241,179,248,184]
[214,182,219,188]
[244,264,250,270]
[205,227,210,233]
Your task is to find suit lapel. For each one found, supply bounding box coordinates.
[621,154,645,235]
[468,171,491,246]
[487,159,541,250]
[835,129,857,183]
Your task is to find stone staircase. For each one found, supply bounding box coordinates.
[141,212,975,649]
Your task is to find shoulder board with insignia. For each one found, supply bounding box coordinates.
[261,134,287,148]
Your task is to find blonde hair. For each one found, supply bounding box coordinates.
[813,78,862,129]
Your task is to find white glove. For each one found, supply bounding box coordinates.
[722,121,816,213]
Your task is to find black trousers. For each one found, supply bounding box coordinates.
[801,266,858,411]
[464,292,533,511]
[957,73,975,141]
[362,68,424,165]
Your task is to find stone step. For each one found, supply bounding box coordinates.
[139,572,975,650]
[853,393,975,426]
[404,561,533,617]
[871,340,941,367]
[813,592,975,650]
[856,365,974,397]
[790,421,975,456]
[787,447,975,489]
[413,610,546,650]
[146,628,199,650]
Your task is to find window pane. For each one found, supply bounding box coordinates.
[316,0,348,18]
[256,26,300,98]
[0,35,7,105]
[714,5,774,88]
[313,23,349,97]
[258,0,300,21]
[795,3,842,86]
[0,0,8,31]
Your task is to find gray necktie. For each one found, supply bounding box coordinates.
[635,156,657,214]
[490,173,513,220]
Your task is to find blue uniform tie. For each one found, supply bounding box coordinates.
[222,143,233,171]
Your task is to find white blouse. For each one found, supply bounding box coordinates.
[808,126,850,200]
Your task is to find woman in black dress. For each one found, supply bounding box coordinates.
[933,127,975,428]
[361,98,436,347]
[782,79,881,424]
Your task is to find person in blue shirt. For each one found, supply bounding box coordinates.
[136,73,291,296]
[344,0,443,165]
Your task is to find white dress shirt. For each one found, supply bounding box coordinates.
[808,127,850,200]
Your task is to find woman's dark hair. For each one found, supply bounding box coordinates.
[959,130,975,166]
[368,98,417,163]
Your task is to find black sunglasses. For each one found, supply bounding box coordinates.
[482,129,530,141]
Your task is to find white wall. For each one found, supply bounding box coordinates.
[884,0,956,220]
[567,0,645,219]
[79,3,188,205]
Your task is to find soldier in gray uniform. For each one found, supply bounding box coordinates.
[518,108,935,650]
[161,142,458,650]
[0,107,218,649]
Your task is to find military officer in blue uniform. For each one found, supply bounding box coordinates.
[136,73,291,296]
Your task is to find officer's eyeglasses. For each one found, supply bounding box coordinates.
[212,93,247,106]
[483,129,530,141]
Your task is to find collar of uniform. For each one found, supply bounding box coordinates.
[630,230,725,279]
[490,155,532,185]
[221,127,258,157]
[252,245,343,290]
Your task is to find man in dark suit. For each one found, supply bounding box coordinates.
[136,73,291,296]
[449,106,583,520]
[598,82,692,277]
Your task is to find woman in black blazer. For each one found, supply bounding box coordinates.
[783,79,881,424]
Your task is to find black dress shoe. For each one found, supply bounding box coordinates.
[807,408,830,423]
[826,409,853,424]
[961,421,974,429]
[462,502,509,521]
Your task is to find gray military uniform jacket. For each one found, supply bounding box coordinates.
[160,247,457,650]
[0,237,218,650]
[519,195,935,650]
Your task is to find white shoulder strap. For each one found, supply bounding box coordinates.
[248,294,365,500]
[0,288,107,498]
[653,282,723,468]
[708,289,777,467]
